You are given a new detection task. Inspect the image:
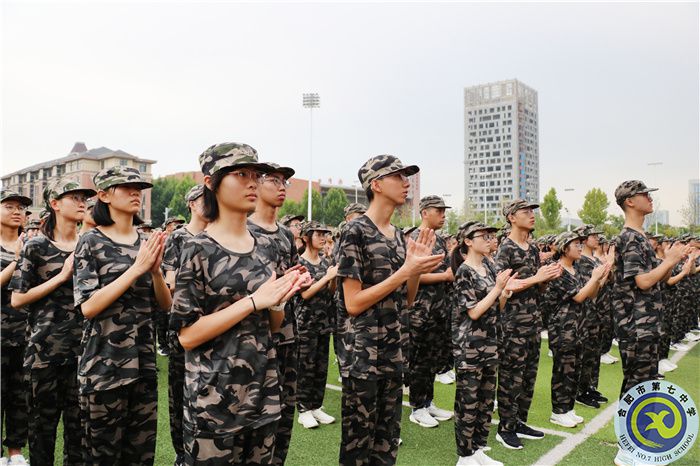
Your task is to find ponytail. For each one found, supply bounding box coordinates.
[40,209,57,241]
[450,241,469,274]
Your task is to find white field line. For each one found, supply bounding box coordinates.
[531,340,699,466]
[324,383,574,439]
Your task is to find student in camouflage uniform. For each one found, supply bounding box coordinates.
[544,232,610,429]
[248,162,309,465]
[451,222,515,466]
[79,198,97,235]
[0,190,32,466]
[337,155,444,466]
[494,199,562,450]
[611,180,692,466]
[295,221,339,428]
[156,218,184,356]
[572,225,614,407]
[162,184,207,465]
[171,143,306,465]
[281,214,305,253]
[73,166,172,465]
[407,195,455,428]
[9,178,95,465]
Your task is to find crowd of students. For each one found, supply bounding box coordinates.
[0,143,698,466]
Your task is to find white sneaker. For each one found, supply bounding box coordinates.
[477,445,492,453]
[475,449,504,466]
[684,332,700,342]
[614,448,633,466]
[402,385,410,395]
[612,339,619,347]
[671,342,690,352]
[311,408,335,425]
[600,352,617,364]
[427,402,453,421]
[8,455,28,466]
[550,412,577,428]
[297,410,319,429]
[658,359,677,375]
[436,371,454,385]
[567,410,584,424]
[548,349,553,357]
[409,407,439,428]
[448,369,457,382]
[338,376,342,383]
[456,453,481,466]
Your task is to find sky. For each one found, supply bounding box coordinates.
[2,1,699,224]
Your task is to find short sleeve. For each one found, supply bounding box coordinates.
[170,241,206,331]
[456,266,478,311]
[494,241,512,273]
[621,235,652,280]
[161,234,180,272]
[73,235,100,308]
[337,223,364,281]
[8,240,38,294]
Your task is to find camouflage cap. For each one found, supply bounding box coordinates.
[419,195,452,212]
[279,214,305,226]
[301,220,331,236]
[39,209,50,220]
[43,177,96,205]
[614,180,658,206]
[554,231,587,251]
[163,216,185,227]
[502,199,540,220]
[343,203,367,217]
[357,155,419,191]
[334,220,346,239]
[265,162,295,180]
[185,184,205,203]
[198,142,274,177]
[458,222,498,241]
[0,190,32,207]
[403,226,418,237]
[598,234,609,244]
[93,166,152,191]
[575,224,603,237]
[26,219,41,230]
[138,222,153,230]
[86,198,96,209]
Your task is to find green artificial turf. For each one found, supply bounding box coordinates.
[23,339,700,465]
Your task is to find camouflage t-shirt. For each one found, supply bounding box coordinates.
[337,215,407,380]
[409,229,450,324]
[296,256,334,335]
[1,244,25,347]
[170,231,281,437]
[543,267,585,348]
[73,228,158,394]
[495,237,542,336]
[612,227,662,342]
[9,236,83,369]
[247,220,298,345]
[162,226,194,272]
[452,262,499,368]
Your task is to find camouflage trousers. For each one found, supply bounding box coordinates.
[550,344,582,414]
[79,376,158,465]
[454,365,497,457]
[155,308,169,351]
[297,332,330,412]
[183,422,276,466]
[599,305,615,354]
[659,296,673,361]
[578,311,602,394]
[497,333,540,432]
[618,338,659,400]
[408,301,438,409]
[27,362,83,466]
[272,342,297,466]
[433,304,453,375]
[169,336,186,464]
[340,376,403,466]
[0,345,28,453]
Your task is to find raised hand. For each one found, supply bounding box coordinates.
[252,271,305,310]
[591,263,607,281]
[325,265,339,280]
[666,242,692,263]
[495,268,513,291]
[133,232,165,275]
[59,252,75,282]
[535,262,562,282]
[14,233,24,259]
[403,228,445,276]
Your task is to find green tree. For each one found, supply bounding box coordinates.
[578,188,609,228]
[151,176,197,226]
[444,209,462,235]
[322,188,348,227]
[278,199,305,220]
[167,176,197,222]
[540,188,563,230]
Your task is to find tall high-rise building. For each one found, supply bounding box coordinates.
[690,179,700,225]
[464,79,539,218]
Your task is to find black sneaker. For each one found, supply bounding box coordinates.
[515,422,545,440]
[496,430,523,450]
[576,392,600,408]
[589,388,608,403]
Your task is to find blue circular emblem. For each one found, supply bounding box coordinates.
[615,380,698,465]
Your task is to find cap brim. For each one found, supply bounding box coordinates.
[234,162,277,174]
[396,165,420,177]
[641,187,659,193]
[268,166,295,179]
[2,195,32,207]
[60,188,98,199]
[107,181,153,190]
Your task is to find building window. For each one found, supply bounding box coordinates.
[139,164,147,173]
[119,159,128,166]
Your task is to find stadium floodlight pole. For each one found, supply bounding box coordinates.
[303,93,320,220]
[352,181,360,203]
[564,188,575,231]
[648,162,663,235]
